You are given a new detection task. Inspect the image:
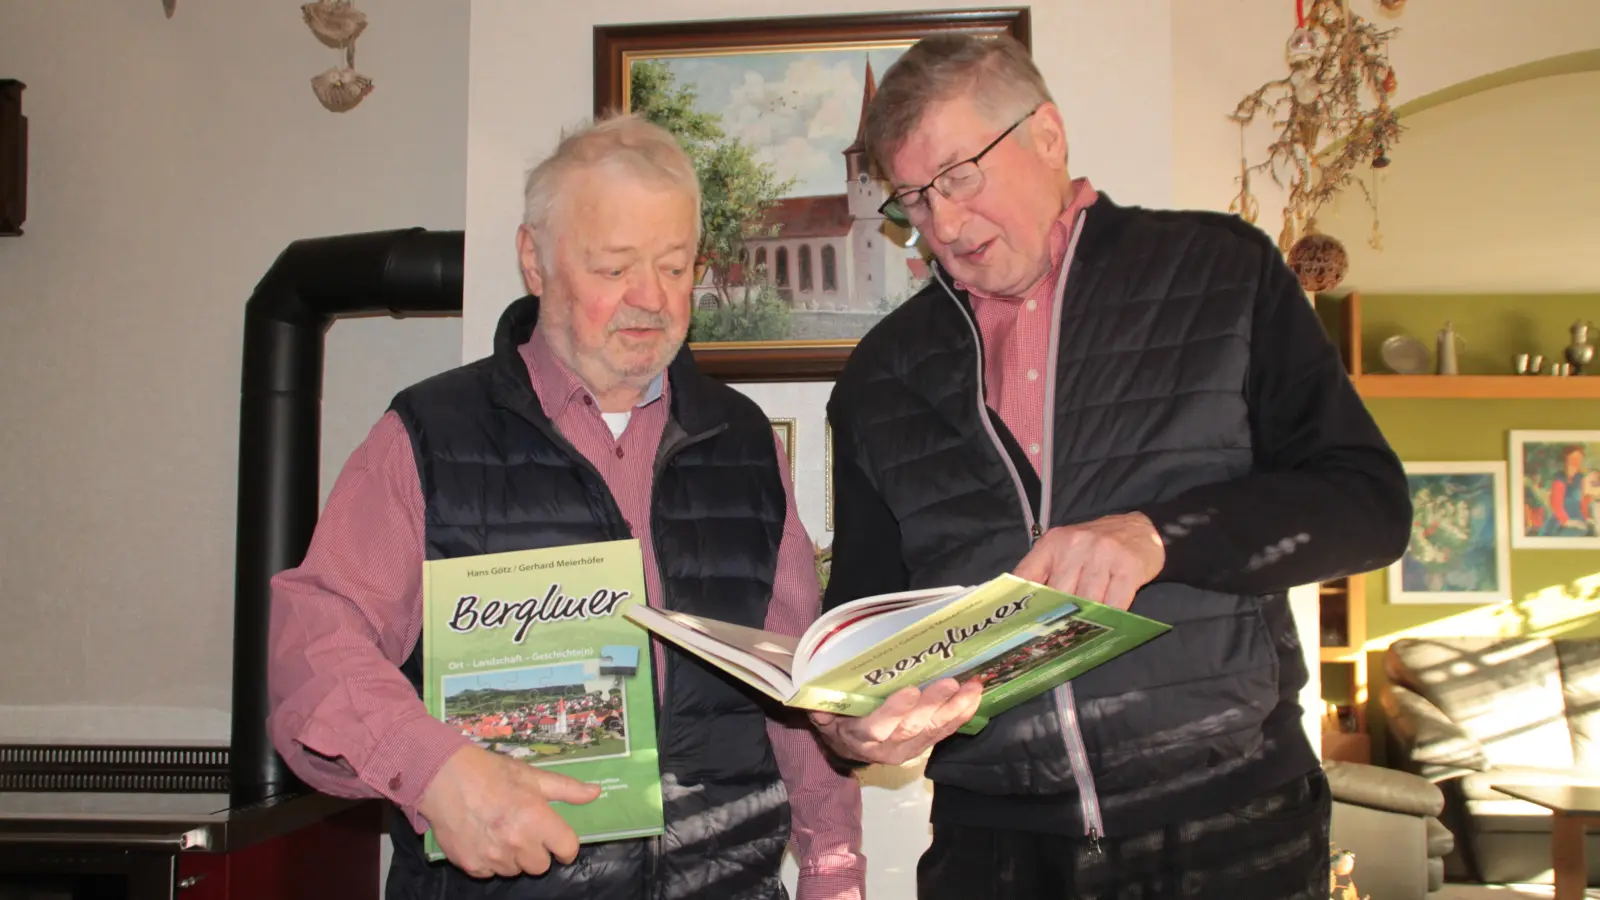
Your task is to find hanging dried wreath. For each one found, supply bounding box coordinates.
[1230,0,1406,253]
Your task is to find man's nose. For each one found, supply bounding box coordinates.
[628,268,668,312]
[926,192,966,246]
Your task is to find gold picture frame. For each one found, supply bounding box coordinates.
[769,417,797,485]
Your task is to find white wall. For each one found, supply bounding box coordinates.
[1314,68,1600,294]
[1173,0,1600,253]
[0,0,468,739]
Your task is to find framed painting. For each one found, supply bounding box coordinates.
[1510,430,1600,549]
[595,8,1032,382]
[769,417,797,484]
[1387,461,1512,605]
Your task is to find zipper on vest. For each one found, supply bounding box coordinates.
[1037,210,1105,854]
[935,268,1039,548]
[935,209,1106,851]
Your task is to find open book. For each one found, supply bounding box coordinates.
[625,573,1171,735]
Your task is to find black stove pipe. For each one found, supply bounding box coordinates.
[231,227,464,804]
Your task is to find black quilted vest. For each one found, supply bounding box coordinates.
[829,194,1315,836]
[383,295,792,900]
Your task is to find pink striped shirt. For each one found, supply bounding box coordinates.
[959,178,1097,473]
[266,328,864,899]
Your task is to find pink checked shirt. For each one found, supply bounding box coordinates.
[959,178,1098,472]
[266,328,865,899]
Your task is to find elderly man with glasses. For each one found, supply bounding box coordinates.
[812,32,1412,900]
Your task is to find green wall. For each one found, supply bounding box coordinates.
[1323,293,1600,646]
[1355,293,1597,378]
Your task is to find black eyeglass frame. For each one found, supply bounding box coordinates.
[877,107,1040,228]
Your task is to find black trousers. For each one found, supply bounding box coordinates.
[917,770,1331,900]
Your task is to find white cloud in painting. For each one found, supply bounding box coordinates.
[719,56,868,197]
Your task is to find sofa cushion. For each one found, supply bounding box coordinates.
[1325,759,1445,817]
[1556,639,1600,770]
[1383,684,1489,772]
[1390,637,1577,770]
[1426,815,1454,857]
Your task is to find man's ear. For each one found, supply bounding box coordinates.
[1029,102,1070,172]
[516,225,545,297]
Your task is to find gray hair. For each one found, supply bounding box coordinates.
[522,113,701,261]
[865,33,1055,180]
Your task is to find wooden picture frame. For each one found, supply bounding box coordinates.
[595,9,1032,382]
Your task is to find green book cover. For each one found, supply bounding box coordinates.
[626,573,1171,736]
[420,539,664,861]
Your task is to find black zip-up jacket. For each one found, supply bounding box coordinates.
[824,193,1411,838]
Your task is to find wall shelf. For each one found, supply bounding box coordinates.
[1336,291,1600,399]
[1353,374,1600,399]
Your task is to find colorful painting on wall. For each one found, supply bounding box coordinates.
[1510,430,1600,549]
[1388,461,1511,605]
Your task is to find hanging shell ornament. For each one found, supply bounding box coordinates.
[302,0,368,49]
[311,66,375,113]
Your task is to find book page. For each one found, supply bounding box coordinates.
[796,588,977,685]
[623,607,797,699]
[796,584,966,671]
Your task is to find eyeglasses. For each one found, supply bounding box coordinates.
[878,107,1040,229]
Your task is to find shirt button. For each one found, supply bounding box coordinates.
[1026,300,1037,311]
[582,395,593,406]
[1028,443,1041,456]
[615,446,625,459]
[1026,369,1039,381]
[388,774,403,791]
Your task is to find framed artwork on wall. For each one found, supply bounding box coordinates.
[1388,461,1512,605]
[594,8,1032,382]
[769,417,797,484]
[1510,430,1600,549]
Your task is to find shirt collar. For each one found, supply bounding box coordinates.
[519,326,670,422]
[953,176,1098,303]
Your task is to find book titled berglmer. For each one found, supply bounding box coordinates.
[626,573,1172,736]
[420,539,664,862]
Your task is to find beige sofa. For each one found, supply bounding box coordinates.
[1382,636,1600,886]
[1327,759,1453,896]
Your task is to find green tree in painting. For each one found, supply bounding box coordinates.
[628,60,722,148]
[696,139,791,309]
[629,59,793,329]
